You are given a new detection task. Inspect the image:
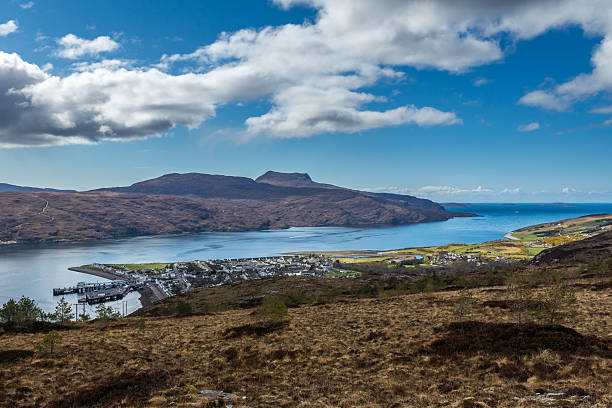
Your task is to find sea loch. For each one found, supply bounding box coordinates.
[1,203,611,314]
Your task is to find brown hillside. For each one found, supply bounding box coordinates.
[0,283,609,407]
[0,172,472,244]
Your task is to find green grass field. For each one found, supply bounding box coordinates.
[107,263,171,271]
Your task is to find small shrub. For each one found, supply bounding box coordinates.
[506,276,534,325]
[535,282,577,326]
[34,331,62,356]
[254,295,288,327]
[453,288,478,322]
[95,304,121,320]
[527,349,562,367]
[175,300,192,316]
[135,318,146,330]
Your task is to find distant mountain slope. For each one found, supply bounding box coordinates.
[0,171,474,244]
[531,230,612,265]
[255,171,339,189]
[0,183,75,193]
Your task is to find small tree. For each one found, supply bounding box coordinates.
[17,296,43,323]
[53,297,72,322]
[34,331,62,356]
[79,313,91,321]
[535,282,577,326]
[0,298,19,323]
[254,295,288,327]
[453,288,478,322]
[507,276,533,326]
[95,304,121,320]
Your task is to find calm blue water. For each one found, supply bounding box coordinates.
[1,203,611,313]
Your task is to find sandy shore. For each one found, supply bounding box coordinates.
[503,233,520,241]
[68,266,123,281]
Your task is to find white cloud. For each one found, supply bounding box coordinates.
[589,105,612,114]
[518,90,569,111]
[245,87,460,138]
[418,185,492,195]
[517,122,540,132]
[473,77,491,87]
[55,34,120,59]
[6,1,612,147]
[520,34,612,110]
[0,52,216,147]
[0,20,18,37]
[70,59,132,72]
[562,187,576,193]
[501,188,521,194]
[20,2,35,9]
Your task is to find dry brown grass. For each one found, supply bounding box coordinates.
[0,283,610,407]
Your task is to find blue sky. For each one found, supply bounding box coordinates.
[0,0,611,202]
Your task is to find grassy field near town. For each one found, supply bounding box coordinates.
[304,214,612,265]
[107,263,171,271]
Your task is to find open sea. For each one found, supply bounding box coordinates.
[1,203,611,314]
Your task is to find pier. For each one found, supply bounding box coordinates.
[53,279,142,304]
[53,281,124,296]
[85,285,133,304]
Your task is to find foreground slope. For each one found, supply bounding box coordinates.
[0,282,609,407]
[0,171,470,244]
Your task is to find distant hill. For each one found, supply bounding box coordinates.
[0,171,474,244]
[0,183,75,193]
[531,230,612,265]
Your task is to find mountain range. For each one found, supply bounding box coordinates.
[0,171,474,244]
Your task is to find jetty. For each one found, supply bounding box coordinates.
[53,281,124,296]
[84,285,133,304]
[54,279,142,304]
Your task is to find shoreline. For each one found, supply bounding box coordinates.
[503,233,520,241]
[68,266,124,281]
[136,285,166,308]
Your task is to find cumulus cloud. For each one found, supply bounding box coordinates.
[562,187,577,193]
[0,20,18,37]
[5,0,612,147]
[518,90,569,111]
[55,34,120,59]
[517,122,540,132]
[20,2,35,9]
[0,52,216,147]
[245,87,460,138]
[501,188,521,194]
[70,59,133,72]
[520,33,612,110]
